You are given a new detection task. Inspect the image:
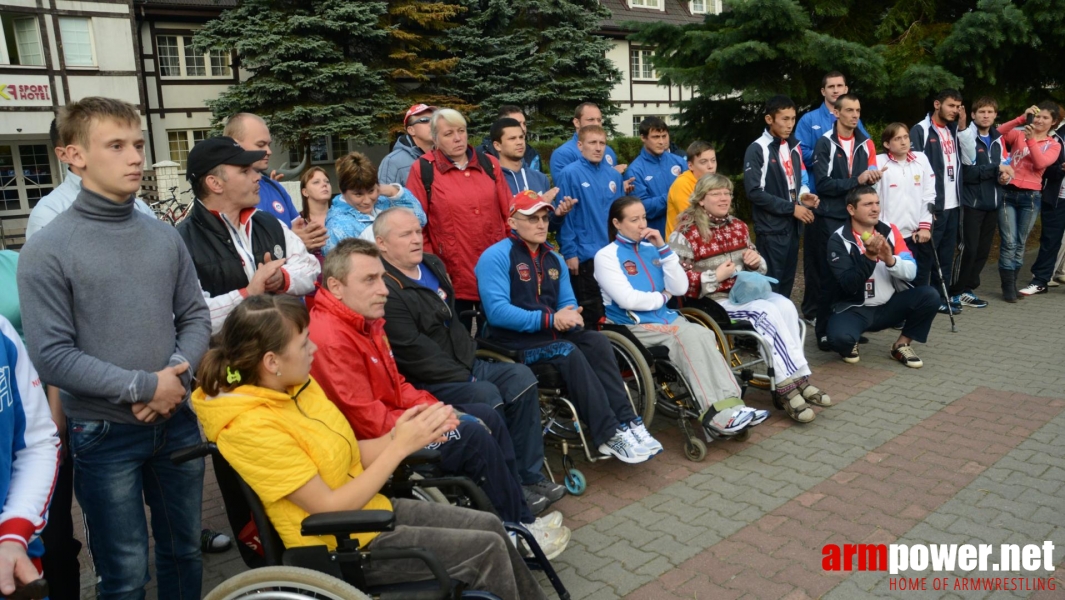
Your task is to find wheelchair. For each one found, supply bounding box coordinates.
[473,336,646,497]
[676,297,807,407]
[597,310,756,464]
[173,443,570,600]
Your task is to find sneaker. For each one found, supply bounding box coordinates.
[522,487,550,515]
[937,302,962,315]
[1018,283,1048,296]
[891,320,905,330]
[525,520,571,560]
[628,418,663,454]
[620,426,652,456]
[536,510,564,530]
[890,344,924,368]
[598,430,650,464]
[703,405,754,435]
[955,292,988,308]
[842,344,860,364]
[818,335,832,352]
[858,335,869,344]
[201,529,232,554]
[524,480,567,504]
[1048,278,1060,287]
[739,406,770,426]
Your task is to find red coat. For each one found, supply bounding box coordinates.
[406,147,511,301]
[308,287,437,441]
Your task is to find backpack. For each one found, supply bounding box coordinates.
[419,149,497,205]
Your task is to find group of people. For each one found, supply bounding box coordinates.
[2,71,1062,599]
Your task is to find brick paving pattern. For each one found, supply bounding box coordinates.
[72,254,1065,598]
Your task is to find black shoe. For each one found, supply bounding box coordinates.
[858,336,869,344]
[818,336,831,352]
[524,480,567,503]
[522,488,550,515]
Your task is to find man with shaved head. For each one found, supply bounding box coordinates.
[225,113,328,252]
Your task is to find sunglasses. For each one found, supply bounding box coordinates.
[409,117,431,125]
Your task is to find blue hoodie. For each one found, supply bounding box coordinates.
[501,166,552,196]
[555,156,624,263]
[624,148,688,234]
[550,132,620,177]
[323,186,425,254]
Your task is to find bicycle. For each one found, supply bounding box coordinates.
[150,186,192,226]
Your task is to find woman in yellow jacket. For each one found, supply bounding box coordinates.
[191,295,547,599]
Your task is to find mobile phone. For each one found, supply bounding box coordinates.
[1026,113,1035,126]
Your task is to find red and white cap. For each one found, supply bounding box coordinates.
[509,190,555,217]
[404,104,437,126]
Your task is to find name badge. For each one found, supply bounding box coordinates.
[865,279,876,299]
[789,189,798,204]
[947,165,955,182]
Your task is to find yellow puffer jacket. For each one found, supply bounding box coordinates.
[191,378,392,550]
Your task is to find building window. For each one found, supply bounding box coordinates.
[288,136,348,165]
[0,143,56,215]
[629,0,662,9]
[58,17,95,67]
[690,0,707,13]
[0,14,45,66]
[156,34,232,78]
[630,49,655,81]
[167,129,210,171]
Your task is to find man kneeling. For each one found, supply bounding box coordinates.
[826,186,940,367]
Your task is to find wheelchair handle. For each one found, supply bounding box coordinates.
[4,579,48,600]
[169,442,216,465]
[369,547,450,600]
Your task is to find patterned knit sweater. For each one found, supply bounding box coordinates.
[669,215,767,300]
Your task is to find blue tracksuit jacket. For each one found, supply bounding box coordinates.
[550,132,620,177]
[555,156,624,263]
[593,234,689,325]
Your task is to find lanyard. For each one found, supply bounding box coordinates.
[934,125,954,166]
[222,214,257,274]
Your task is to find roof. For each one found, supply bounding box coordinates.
[599,0,708,35]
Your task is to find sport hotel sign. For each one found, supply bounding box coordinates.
[0,75,53,107]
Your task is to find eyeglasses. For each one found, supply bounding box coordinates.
[514,214,551,224]
[409,117,431,125]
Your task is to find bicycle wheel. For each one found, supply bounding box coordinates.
[204,566,371,600]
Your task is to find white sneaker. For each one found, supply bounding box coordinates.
[598,430,650,463]
[526,520,571,560]
[535,511,564,530]
[628,419,663,454]
[621,427,651,456]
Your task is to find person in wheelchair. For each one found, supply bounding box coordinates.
[191,296,549,599]
[373,208,567,513]
[669,173,831,423]
[594,195,771,439]
[307,239,570,558]
[475,190,661,464]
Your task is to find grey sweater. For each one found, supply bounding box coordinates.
[18,187,211,425]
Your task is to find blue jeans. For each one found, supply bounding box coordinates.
[1029,198,1065,286]
[998,189,1041,270]
[417,360,544,486]
[69,405,205,600]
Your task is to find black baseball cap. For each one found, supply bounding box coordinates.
[186,136,267,182]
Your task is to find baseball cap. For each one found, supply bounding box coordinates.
[404,103,437,126]
[509,190,555,217]
[186,136,267,182]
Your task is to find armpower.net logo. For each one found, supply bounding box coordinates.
[822,542,1057,592]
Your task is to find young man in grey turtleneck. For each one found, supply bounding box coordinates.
[17,97,211,599]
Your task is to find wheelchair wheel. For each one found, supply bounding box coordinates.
[564,468,587,495]
[733,428,751,442]
[678,307,729,358]
[204,566,370,600]
[684,437,707,462]
[600,330,656,426]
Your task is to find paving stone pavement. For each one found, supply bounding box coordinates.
[71,253,1065,598]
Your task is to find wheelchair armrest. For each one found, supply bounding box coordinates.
[300,509,395,538]
[391,476,497,516]
[474,338,521,360]
[400,448,441,467]
[169,442,216,465]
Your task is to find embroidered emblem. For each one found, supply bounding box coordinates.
[606,155,614,166]
[273,244,284,259]
[581,182,591,188]
[609,181,617,194]
[644,175,654,181]
[914,175,921,184]
[652,259,661,266]
[670,165,681,176]
[272,201,284,214]
[547,268,560,280]
[517,262,532,282]
[623,260,638,275]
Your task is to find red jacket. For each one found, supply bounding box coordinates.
[308,287,437,441]
[406,146,511,301]
[999,115,1062,191]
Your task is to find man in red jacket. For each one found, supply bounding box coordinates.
[308,238,570,559]
[406,109,513,330]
